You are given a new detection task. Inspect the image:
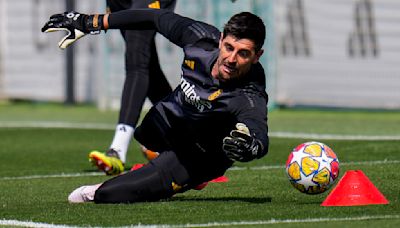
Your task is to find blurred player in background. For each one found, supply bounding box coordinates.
[42,7,268,203]
[88,0,177,175]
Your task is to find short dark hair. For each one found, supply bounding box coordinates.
[223,12,266,52]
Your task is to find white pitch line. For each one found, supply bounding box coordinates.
[168,215,400,227]
[230,159,400,171]
[269,132,400,141]
[1,215,399,228]
[0,121,114,130]
[0,172,104,180]
[0,219,81,228]
[1,160,399,181]
[1,121,400,141]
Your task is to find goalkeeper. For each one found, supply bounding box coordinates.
[42,8,269,203]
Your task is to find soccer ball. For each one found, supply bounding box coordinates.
[285,141,340,194]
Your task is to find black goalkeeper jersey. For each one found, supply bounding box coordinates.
[109,9,269,161]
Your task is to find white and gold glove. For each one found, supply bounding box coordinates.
[222,123,263,162]
[41,11,105,49]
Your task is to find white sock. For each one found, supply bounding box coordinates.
[109,124,134,163]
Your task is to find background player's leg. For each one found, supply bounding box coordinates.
[90,0,177,175]
[108,0,176,163]
[88,0,136,175]
[110,29,156,163]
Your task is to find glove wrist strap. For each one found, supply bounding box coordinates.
[86,14,104,34]
[252,139,263,159]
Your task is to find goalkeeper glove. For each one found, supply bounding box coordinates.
[223,123,263,162]
[41,11,105,49]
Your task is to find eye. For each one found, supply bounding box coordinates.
[238,50,251,59]
[224,43,234,52]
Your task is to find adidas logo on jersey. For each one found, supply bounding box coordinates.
[184,60,195,70]
[148,1,161,9]
[180,78,211,112]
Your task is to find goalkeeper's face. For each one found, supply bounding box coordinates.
[212,34,263,82]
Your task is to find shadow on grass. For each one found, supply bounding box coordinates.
[83,163,138,173]
[171,196,272,204]
[83,169,102,173]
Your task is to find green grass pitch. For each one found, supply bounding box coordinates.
[0,103,399,227]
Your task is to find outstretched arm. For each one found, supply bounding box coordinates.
[108,9,220,48]
[42,9,220,49]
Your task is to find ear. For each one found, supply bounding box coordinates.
[252,49,264,64]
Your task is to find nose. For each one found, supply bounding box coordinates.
[227,52,237,63]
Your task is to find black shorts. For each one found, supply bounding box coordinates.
[106,0,177,12]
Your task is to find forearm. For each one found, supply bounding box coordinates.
[103,9,219,48]
[105,9,191,47]
[106,9,163,30]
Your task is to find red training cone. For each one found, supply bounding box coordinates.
[130,163,145,171]
[210,175,229,183]
[193,176,229,190]
[321,170,389,206]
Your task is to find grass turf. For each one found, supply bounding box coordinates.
[0,103,399,227]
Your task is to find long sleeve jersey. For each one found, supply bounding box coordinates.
[108,9,269,161]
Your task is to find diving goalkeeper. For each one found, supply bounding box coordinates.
[42,9,269,203]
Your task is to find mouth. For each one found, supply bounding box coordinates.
[222,63,237,75]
